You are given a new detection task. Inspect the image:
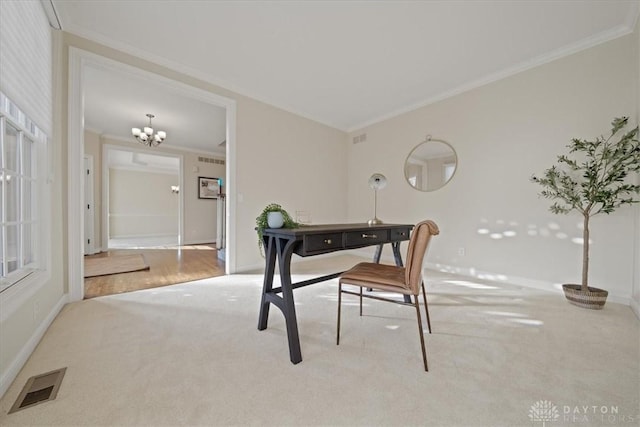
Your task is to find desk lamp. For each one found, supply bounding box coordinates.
[367,173,387,225]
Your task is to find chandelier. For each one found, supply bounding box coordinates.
[131,113,166,147]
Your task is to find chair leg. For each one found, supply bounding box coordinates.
[337,283,342,345]
[421,282,432,334]
[414,298,428,372]
[359,286,363,316]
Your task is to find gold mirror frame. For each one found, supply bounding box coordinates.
[404,136,457,192]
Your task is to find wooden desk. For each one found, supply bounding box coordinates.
[257,223,414,364]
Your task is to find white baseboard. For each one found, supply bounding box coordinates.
[0,293,68,399]
[182,238,216,245]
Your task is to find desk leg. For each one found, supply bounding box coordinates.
[373,244,383,263]
[258,235,277,330]
[367,244,385,292]
[392,242,412,304]
[391,242,404,267]
[275,237,303,364]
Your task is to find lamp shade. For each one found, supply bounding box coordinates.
[368,173,387,190]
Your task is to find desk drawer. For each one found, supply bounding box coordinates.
[390,227,411,241]
[345,230,388,247]
[304,233,343,253]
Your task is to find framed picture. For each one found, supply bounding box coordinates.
[198,176,220,199]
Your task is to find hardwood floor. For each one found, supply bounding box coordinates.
[84,244,225,299]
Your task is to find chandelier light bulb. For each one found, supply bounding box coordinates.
[131,113,166,147]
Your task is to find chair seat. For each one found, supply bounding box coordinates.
[339,262,413,295]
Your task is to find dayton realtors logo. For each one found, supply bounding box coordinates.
[529,400,637,425]
[529,400,560,426]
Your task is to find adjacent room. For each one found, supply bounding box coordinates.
[0,1,638,426]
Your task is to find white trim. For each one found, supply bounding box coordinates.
[225,102,237,274]
[101,142,109,253]
[182,239,217,246]
[68,49,84,302]
[0,292,67,397]
[68,47,237,302]
[178,154,184,246]
[83,154,96,255]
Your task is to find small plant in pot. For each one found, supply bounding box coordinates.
[255,203,299,256]
[531,117,640,309]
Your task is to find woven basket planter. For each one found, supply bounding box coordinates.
[562,284,608,310]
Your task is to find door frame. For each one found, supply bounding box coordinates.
[68,47,237,301]
[83,154,96,255]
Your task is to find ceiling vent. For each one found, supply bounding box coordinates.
[198,156,225,166]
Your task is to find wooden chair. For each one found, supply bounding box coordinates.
[336,220,439,371]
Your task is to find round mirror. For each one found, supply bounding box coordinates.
[404,136,457,191]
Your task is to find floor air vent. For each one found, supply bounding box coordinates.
[9,367,67,414]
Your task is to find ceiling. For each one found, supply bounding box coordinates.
[55,0,639,145]
[83,65,227,155]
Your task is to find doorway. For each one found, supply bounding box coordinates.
[68,48,237,301]
[104,147,182,250]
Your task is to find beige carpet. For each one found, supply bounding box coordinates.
[1,254,638,426]
[84,254,150,278]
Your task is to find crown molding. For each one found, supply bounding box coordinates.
[348,23,635,132]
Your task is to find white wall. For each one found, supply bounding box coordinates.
[348,34,638,303]
[109,168,179,238]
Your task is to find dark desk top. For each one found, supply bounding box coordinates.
[262,223,414,256]
[262,223,414,237]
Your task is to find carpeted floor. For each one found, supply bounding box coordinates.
[1,255,638,426]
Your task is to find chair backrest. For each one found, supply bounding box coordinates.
[404,220,439,294]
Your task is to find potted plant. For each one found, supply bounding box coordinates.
[531,117,640,309]
[255,203,299,255]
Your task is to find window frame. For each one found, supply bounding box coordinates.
[0,91,50,302]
